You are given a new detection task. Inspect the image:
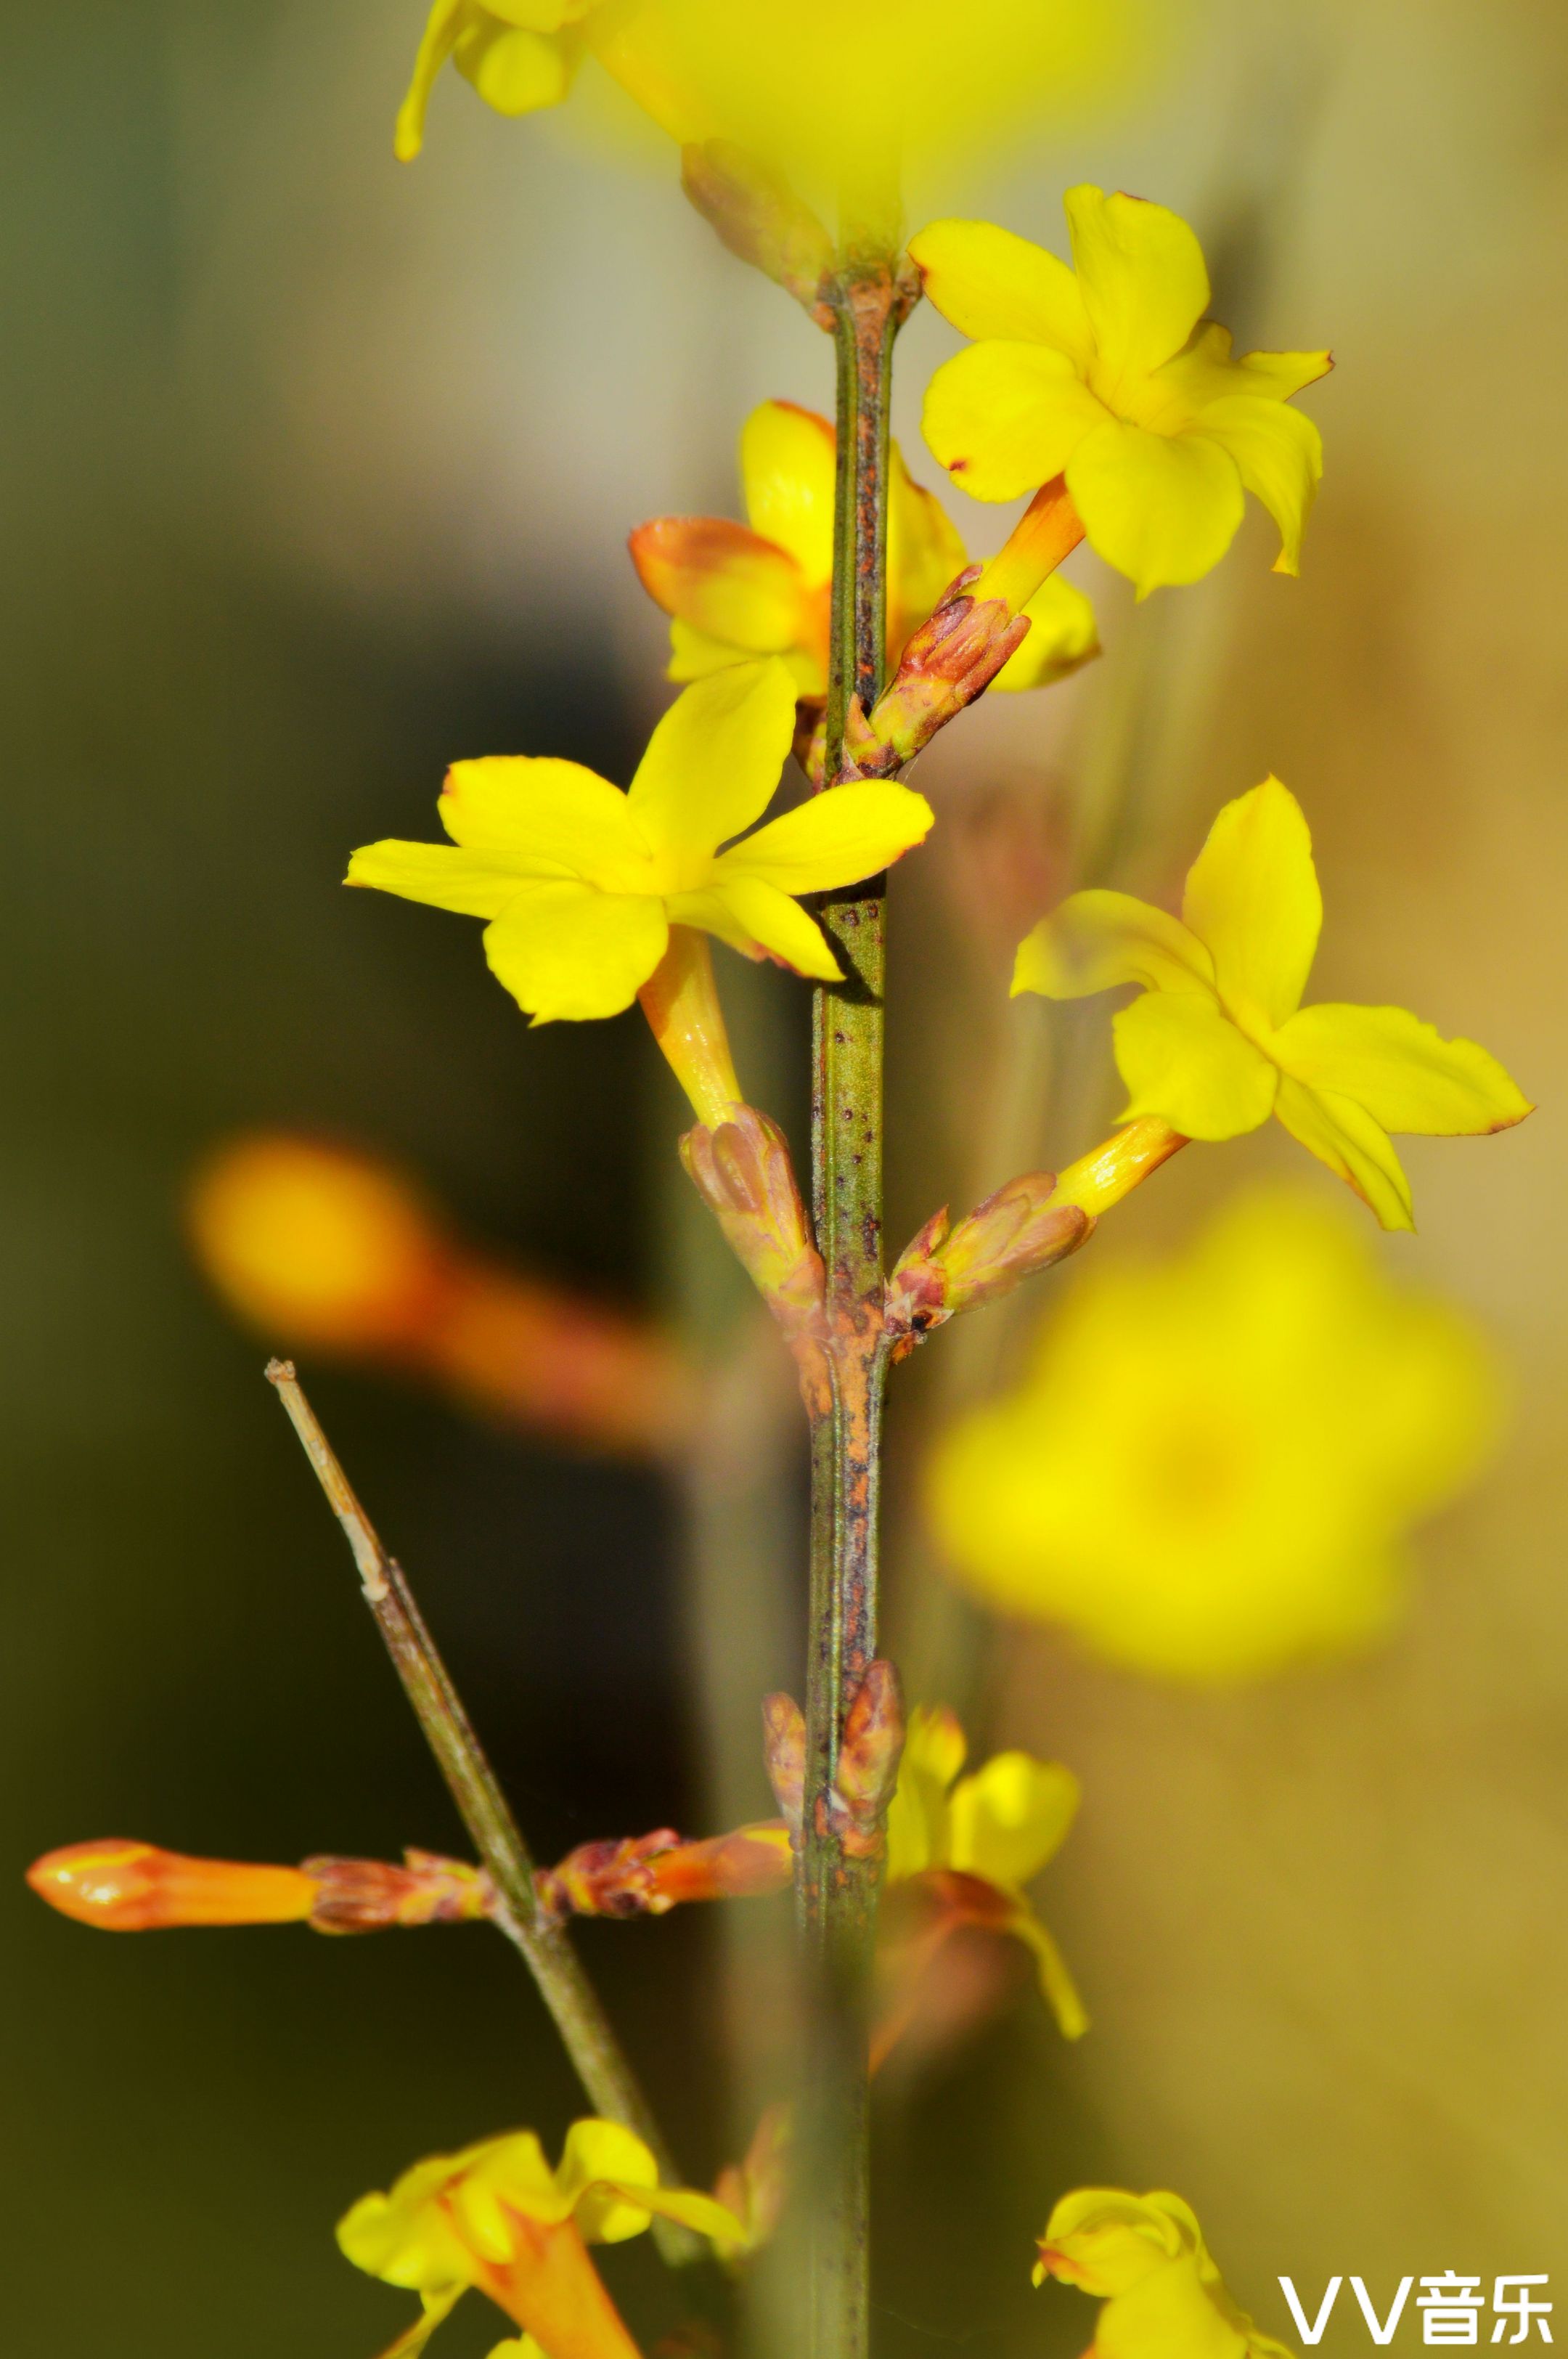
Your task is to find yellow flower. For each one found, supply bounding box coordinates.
[910,189,1331,598]
[396,0,602,160]
[880,1703,1086,2042]
[338,2118,746,2358]
[1035,2189,1294,2359]
[399,0,1144,217]
[346,659,931,1020]
[928,1184,1505,1681]
[1013,776,1530,1229]
[629,399,1097,702]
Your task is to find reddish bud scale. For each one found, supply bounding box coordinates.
[304,1849,491,1934]
[886,1178,1090,1356]
[679,1108,826,1345]
[763,1691,807,1842]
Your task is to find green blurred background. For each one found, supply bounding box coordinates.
[4,1,1565,2352]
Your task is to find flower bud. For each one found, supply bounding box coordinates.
[830,1660,905,1855]
[188,1130,695,1458]
[680,1108,826,1343]
[762,1692,807,1842]
[680,141,836,325]
[886,1178,1090,1354]
[28,1841,317,1931]
[187,1135,447,1353]
[843,568,1032,779]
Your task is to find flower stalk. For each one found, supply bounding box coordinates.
[799,248,907,2359]
[264,1359,700,2265]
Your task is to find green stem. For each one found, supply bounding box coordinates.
[801,256,903,2359]
[266,1360,699,2266]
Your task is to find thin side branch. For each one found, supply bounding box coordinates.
[265,1359,700,2264]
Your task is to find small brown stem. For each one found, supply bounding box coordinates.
[265,1359,700,2264]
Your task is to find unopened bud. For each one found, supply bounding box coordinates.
[824,1661,905,1859]
[886,1177,1090,1355]
[763,1692,807,1843]
[647,1824,793,1908]
[28,1841,317,1931]
[536,1824,793,1920]
[680,1109,826,1344]
[843,568,1032,780]
[187,1136,446,1353]
[187,1130,694,1459]
[681,141,835,327]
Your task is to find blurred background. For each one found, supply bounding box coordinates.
[4,0,1565,2351]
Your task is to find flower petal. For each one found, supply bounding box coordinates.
[1273,1076,1415,1231]
[1005,1902,1089,2041]
[884,1704,965,1883]
[740,400,836,587]
[375,2290,465,2359]
[923,342,1107,503]
[671,879,841,980]
[888,454,969,648]
[948,1753,1079,1889]
[1063,185,1209,385]
[992,574,1099,690]
[1273,1003,1532,1136]
[907,218,1093,366]
[1066,418,1244,598]
[626,661,797,865]
[1151,322,1332,418]
[346,840,528,919]
[483,884,668,1022]
[719,780,934,893]
[628,516,809,654]
[395,0,466,162]
[439,755,648,887]
[1012,889,1214,1001]
[452,20,573,117]
[1179,776,1320,1030]
[1196,395,1322,576]
[1113,993,1278,1140]
[1094,2253,1245,2359]
[556,2120,658,2242]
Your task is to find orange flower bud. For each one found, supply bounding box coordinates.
[536,1824,791,1919]
[187,1135,447,1352]
[646,1824,793,1907]
[187,1130,696,1457]
[28,1841,494,1936]
[28,1841,317,1931]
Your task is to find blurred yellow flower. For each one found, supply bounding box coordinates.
[400,0,1151,220]
[338,2118,745,2357]
[928,1185,1506,1681]
[347,660,931,1022]
[1013,777,1530,1229]
[397,0,595,160]
[1036,2189,1294,2359]
[912,190,1331,598]
[881,1703,1086,2042]
[630,399,1097,702]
